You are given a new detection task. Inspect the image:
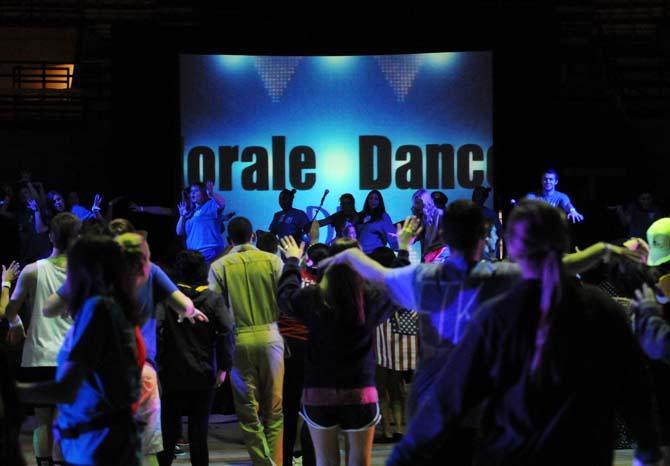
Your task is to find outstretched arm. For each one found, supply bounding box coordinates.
[206,180,226,210]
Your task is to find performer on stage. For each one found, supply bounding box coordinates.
[356,190,398,254]
[411,189,443,259]
[526,168,584,223]
[268,189,310,242]
[176,181,226,263]
[317,193,359,238]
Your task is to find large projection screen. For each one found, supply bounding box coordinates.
[180,52,492,245]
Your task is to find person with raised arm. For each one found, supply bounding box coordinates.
[176,181,226,263]
[526,168,584,223]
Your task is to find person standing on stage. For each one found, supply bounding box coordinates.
[411,189,443,260]
[176,181,227,263]
[317,193,359,238]
[526,168,584,223]
[269,189,310,243]
[357,190,398,254]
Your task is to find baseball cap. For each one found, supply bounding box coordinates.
[647,218,670,266]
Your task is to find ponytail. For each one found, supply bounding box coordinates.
[506,200,569,377]
[530,249,562,373]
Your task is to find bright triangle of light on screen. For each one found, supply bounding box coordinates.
[375,55,423,102]
[253,57,302,103]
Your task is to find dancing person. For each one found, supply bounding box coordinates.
[46,190,103,222]
[369,247,415,444]
[278,244,329,466]
[317,193,359,239]
[269,189,310,242]
[42,228,208,466]
[526,168,584,223]
[156,250,235,466]
[17,235,144,466]
[356,190,397,254]
[176,181,227,263]
[4,212,81,466]
[209,217,284,466]
[388,200,661,465]
[411,189,443,260]
[277,236,403,466]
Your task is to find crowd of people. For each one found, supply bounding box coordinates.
[0,167,669,466]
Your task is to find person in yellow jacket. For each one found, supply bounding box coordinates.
[209,216,284,466]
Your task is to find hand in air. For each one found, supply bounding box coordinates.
[278,235,305,260]
[178,201,188,217]
[2,261,20,283]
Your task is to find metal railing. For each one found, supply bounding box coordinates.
[0,60,109,120]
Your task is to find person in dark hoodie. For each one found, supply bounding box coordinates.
[387,200,661,466]
[156,250,235,466]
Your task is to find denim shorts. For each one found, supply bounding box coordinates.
[300,403,380,432]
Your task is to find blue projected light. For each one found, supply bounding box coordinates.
[320,56,356,69]
[180,52,492,247]
[217,55,249,70]
[423,52,455,67]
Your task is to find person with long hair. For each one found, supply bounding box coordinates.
[176,181,226,263]
[42,227,209,466]
[387,200,661,465]
[277,236,402,466]
[18,235,143,466]
[410,189,443,259]
[45,190,103,223]
[317,193,359,240]
[356,190,397,254]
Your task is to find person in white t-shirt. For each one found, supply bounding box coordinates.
[5,212,81,466]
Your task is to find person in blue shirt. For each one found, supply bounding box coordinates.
[29,191,103,240]
[356,190,398,254]
[268,188,310,242]
[176,181,226,263]
[46,190,103,223]
[526,169,584,223]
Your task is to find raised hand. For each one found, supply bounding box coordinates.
[2,261,20,283]
[92,194,103,209]
[27,199,39,212]
[633,283,659,310]
[397,215,423,250]
[278,235,305,260]
[178,201,188,217]
[206,180,215,197]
